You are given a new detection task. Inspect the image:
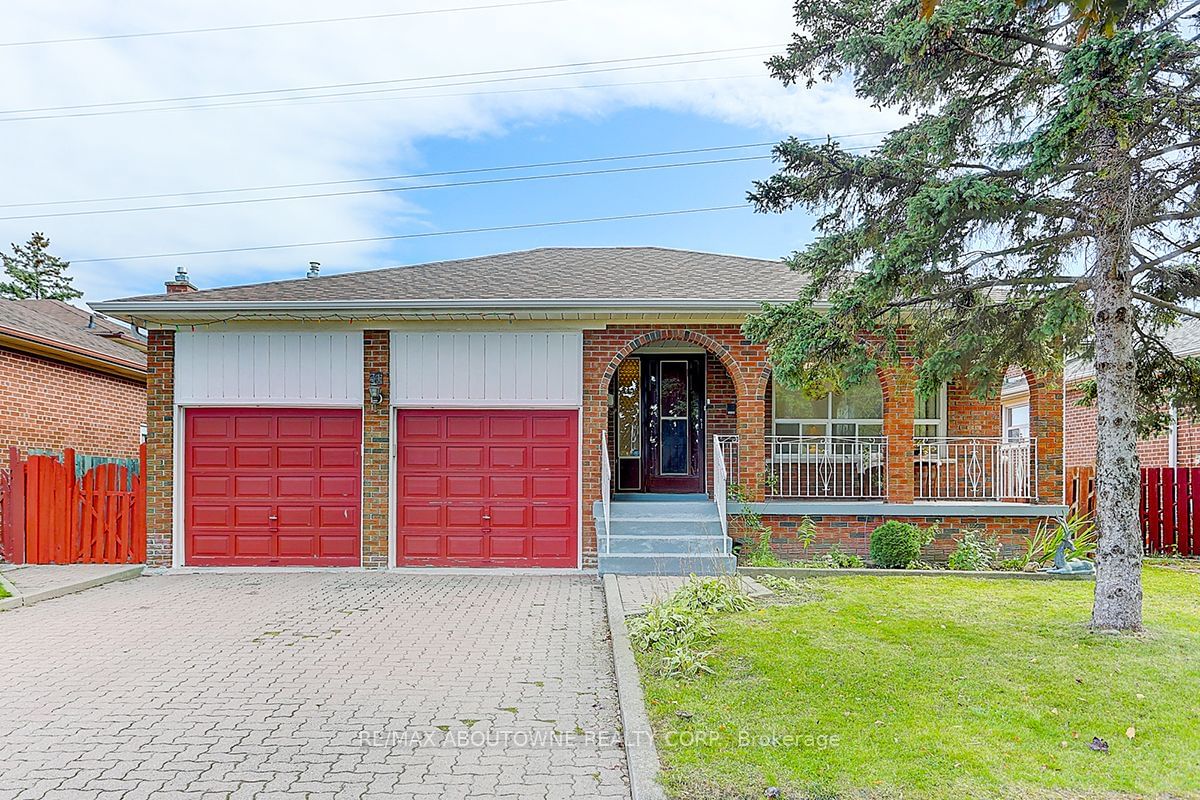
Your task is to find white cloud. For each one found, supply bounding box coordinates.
[0,0,902,302]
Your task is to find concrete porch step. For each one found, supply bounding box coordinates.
[597,553,737,576]
[606,518,725,537]
[605,534,729,554]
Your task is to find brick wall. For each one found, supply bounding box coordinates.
[1066,379,1200,467]
[705,357,738,494]
[946,383,1002,438]
[361,331,390,568]
[745,513,1056,562]
[0,347,145,457]
[145,330,174,569]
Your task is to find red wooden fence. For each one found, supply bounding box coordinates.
[1067,464,1198,556]
[1141,467,1198,557]
[0,445,146,565]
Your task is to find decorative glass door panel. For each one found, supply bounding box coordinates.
[616,358,642,490]
[642,355,705,493]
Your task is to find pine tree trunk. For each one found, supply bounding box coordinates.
[1089,126,1143,632]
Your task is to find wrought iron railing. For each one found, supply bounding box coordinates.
[915,437,1035,500]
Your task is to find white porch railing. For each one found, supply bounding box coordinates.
[915,437,1035,500]
[712,435,730,553]
[716,435,888,498]
[599,430,612,553]
[766,436,888,498]
[716,435,740,485]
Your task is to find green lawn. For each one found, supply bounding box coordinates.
[639,567,1200,799]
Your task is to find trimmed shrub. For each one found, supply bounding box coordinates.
[869,520,935,568]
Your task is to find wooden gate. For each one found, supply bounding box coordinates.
[0,446,146,565]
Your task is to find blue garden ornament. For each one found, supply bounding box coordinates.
[1045,516,1095,575]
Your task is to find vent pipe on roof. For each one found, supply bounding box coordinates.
[307,261,321,279]
[165,265,197,294]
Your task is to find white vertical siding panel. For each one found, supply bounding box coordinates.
[545,334,564,401]
[389,331,582,405]
[283,335,301,400]
[174,332,362,405]
[515,334,533,400]
[222,336,240,400]
[498,334,517,400]
[205,335,221,400]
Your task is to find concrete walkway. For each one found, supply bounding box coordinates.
[0,572,630,800]
[0,563,143,611]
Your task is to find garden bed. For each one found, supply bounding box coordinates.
[741,565,1094,580]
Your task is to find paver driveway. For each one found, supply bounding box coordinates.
[0,573,630,800]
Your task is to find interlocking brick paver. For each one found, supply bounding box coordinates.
[0,573,629,799]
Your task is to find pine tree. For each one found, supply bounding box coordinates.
[746,0,1200,630]
[0,232,82,301]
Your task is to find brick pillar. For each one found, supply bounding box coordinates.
[581,359,608,568]
[883,366,916,503]
[145,329,175,568]
[361,331,390,568]
[737,394,766,501]
[1028,370,1064,505]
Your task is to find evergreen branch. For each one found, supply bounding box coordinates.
[1137,210,1200,224]
[962,26,1071,53]
[1132,290,1200,318]
[884,275,1089,309]
[1130,239,1200,272]
[1137,139,1200,160]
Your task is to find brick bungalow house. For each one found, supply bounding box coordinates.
[95,248,1066,573]
[0,299,147,458]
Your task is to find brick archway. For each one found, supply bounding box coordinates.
[581,325,772,564]
[597,328,752,402]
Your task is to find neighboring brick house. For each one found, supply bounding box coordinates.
[95,248,1065,573]
[0,300,147,458]
[1061,319,1200,468]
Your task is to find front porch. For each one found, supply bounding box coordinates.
[583,325,1066,571]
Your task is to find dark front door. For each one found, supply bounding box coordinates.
[642,355,705,493]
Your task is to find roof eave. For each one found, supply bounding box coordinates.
[92,297,817,324]
[0,328,147,381]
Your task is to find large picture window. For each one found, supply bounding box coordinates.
[772,375,946,439]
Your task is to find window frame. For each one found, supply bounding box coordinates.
[1003,402,1031,442]
[771,377,947,440]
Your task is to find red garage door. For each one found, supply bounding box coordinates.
[185,408,362,567]
[396,409,578,567]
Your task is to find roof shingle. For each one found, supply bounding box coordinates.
[110,247,809,305]
[0,300,147,369]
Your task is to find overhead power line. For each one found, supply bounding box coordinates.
[0,155,773,222]
[0,68,771,124]
[1,140,786,209]
[0,45,781,117]
[0,0,573,48]
[0,132,890,214]
[71,205,751,264]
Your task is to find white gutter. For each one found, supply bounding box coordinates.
[92,296,818,322]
